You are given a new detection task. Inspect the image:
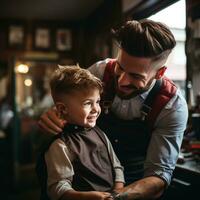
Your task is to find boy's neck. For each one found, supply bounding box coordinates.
[64,123,92,133]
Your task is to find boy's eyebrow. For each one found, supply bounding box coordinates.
[82,97,101,102]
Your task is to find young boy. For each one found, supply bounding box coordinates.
[37,65,124,200]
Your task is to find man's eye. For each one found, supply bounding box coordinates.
[131,75,141,79]
[129,74,144,80]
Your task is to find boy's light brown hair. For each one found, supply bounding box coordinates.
[50,65,103,102]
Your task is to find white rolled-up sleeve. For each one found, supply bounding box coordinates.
[45,139,75,200]
[144,91,188,186]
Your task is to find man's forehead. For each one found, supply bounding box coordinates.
[116,57,152,72]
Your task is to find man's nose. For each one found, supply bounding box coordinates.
[118,72,131,85]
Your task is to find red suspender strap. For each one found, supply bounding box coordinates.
[102,59,177,130]
[102,59,116,102]
[147,77,177,129]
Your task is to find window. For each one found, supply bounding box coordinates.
[148,0,186,96]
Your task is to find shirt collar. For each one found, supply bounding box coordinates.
[140,79,156,100]
[63,124,92,134]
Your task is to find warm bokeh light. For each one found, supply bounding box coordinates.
[16,64,29,74]
[24,78,32,86]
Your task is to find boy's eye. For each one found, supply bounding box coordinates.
[83,101,92,106]
[96,100,100,104]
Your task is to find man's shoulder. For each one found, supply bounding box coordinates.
[88,58,113,79]
[159,77,187,109]
[165,87,187,110]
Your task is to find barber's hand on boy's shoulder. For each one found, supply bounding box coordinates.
[38,106,66,135]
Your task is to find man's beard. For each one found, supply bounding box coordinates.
[116,86,149,99]
[115,77,152,100]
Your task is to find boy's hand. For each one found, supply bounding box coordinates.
[38,106,66,135]
[113,182,124,191]
[88,191,112,200]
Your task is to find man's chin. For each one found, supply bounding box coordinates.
[116,89,146,99]
[116,91,137,99]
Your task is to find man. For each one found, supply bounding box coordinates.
[38,19,188,200]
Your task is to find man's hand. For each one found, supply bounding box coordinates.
[38,107,66,135]
[61,190,113,200]
[114,176,165,200]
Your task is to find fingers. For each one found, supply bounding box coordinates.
[38,107,66,134]
[103,192,111,196]
[39,115,63,133]
[103,192,113,199]
[38,119,60,135]
[46,108,65,128]
[106,196,114,200]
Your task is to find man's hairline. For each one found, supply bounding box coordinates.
[116,48,172,70]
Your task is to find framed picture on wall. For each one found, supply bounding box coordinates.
[56,29,72,51]
[34,28,51,50]
[8,25,25,48]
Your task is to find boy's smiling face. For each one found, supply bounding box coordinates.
[57,88,101,128]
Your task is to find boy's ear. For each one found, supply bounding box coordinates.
[56,102,68,115]
[155,66,167,79]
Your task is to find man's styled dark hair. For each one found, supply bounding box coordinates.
[112,19,176,58]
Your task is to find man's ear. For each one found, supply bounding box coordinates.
[155,66,167,79]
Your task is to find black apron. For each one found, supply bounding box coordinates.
[97,112,150,185]
[98,79,162,184]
